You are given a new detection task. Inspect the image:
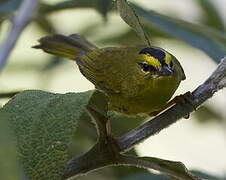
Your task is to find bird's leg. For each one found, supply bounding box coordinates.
[149,91,196,118]
[106,118,112,137]
[106,118,120,156]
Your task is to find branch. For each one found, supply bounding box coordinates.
[0,0,40,71]
[117,56,226,151]
[63,57,226,179]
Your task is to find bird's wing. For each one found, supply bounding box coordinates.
[77,46,144,94]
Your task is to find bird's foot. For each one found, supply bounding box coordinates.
[149,91,196,118]
[172,91,196,118]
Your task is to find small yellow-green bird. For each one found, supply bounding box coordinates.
[34,34,185,116]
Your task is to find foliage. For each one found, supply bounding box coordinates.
[1,90,93,179]
[0,108,22,180]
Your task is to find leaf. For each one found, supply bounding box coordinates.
[35,16,56,34]
[139,157,199,180]
[39,0,111,17]
[0,0,22,14]
[121,171,225,180]
[0,16,4,30]
[41,56,65,72]
[0,0,22,27]
[2,90,93,180]
[0,108,23,180]
[116,0,150,46]
[39,0,96,14]
[120,155,199,180]
[132,4,226,63]
[121,173,171,180]
[196,0,225,31]
[110,150,151,179]
[194,105,224,123]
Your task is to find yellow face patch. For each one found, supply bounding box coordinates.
[164,52,172,67]
[140,54,161,70]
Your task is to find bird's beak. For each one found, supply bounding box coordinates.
[160,64,173,76]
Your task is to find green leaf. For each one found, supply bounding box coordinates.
[132,4,226,63]
[39,0,112,17]
[196,0,225,31]
[0,0,22,27]
[116,0,150,46]
[2,90,93,180]
[39,0,97,14]
[35,16,56,34]
[121,171,225,180]
[194,105,224,123]
[0,0,22,14]
[121,173,171,180]
[0,109,22,180]
[120,155,199,180]
[139,157,198,180]
[41,57,65,72]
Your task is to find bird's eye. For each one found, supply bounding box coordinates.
[138,63,156,72]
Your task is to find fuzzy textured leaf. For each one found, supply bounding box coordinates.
[0,109,22,180]
[2,90,93,180]
[121,173,171,180]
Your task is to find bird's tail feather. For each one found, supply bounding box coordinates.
[33,34,97,60]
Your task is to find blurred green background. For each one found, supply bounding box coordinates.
[0,0,226,179]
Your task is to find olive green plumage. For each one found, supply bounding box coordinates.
[34,34,185,115]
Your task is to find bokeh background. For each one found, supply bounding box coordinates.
[0,0,226,179]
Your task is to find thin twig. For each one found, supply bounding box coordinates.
[0,0,40,70]
[117,57,226,151]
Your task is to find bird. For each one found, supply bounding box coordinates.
[33,34,186,116]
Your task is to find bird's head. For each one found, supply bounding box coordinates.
[138,47,174,76]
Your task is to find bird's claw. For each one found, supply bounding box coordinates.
[173,91,196,119]
[148,91,196,119]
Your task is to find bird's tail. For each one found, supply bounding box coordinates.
[33,34,98,60]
